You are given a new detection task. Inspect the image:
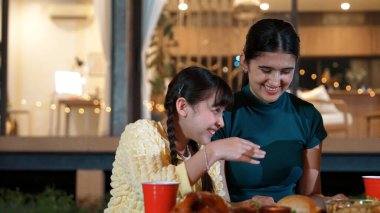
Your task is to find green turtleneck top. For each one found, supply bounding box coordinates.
[212,85,327,202]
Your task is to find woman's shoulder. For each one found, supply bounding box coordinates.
[287,92,315,107]
[286,92,321,116]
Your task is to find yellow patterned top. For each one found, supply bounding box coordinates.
[104,119,226,213]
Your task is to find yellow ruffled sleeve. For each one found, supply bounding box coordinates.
[104,119,195,213]
[209,160,228,198]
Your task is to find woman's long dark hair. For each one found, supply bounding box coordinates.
[242,18,300,86]
[164,66,233,192]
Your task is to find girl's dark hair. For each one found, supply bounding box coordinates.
[164,66,233,192]
[242,18,300,86]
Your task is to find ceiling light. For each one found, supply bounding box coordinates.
[260,3,269,11]
[178,0,188,11]
[341,2,350,10]
[233,0,262,21]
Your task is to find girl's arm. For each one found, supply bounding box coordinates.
[184,137,265,185]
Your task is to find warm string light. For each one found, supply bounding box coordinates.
[370,91,376,97]
[299,69,378,97]
[58,106,111,114]
[64,107,71,113]
[78,108,85,114]
[143,100,165,113]
[311,74,317,80]
[14,98,111,116]
[155,104,165,112]
[143,100,154,112]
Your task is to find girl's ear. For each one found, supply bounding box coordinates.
[176,97,188,118]
[240,53,248,73]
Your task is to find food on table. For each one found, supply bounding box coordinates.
[259,205,292,213]
[326,199,380,213]
[277,195,319,213]
[171,191,259,213]
[171,191,230,213]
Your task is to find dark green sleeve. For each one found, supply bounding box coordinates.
[305,105,327,149]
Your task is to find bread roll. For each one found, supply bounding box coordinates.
[277,195,317,213]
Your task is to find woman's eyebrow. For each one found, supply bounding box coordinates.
[258,65,295,70]
[258,65,271,69]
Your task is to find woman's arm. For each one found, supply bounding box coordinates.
[297,143,325,207]
[297,143,348,209]
[298,144,322,195]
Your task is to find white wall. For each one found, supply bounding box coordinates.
[8,0,105,136]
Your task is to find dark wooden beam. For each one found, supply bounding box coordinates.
[0,0,9,135]
[290,0,300,94]
[127,0,142,122]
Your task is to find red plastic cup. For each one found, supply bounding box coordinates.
[142,181,179,213]
[363,176,380,200]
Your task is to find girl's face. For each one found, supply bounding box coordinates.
[178,92,225,145]
[242,51,296,103]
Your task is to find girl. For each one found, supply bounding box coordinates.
[105,66,266,212]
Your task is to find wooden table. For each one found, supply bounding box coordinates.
[0,137,379,206]
[364,110,380,137]
[322,137,380,172]
[329,92,380,138]
[55,99,100,136]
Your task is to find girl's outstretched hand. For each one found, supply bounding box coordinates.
[209,137,266,164]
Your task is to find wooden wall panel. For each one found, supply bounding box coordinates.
[371,26,380,55]
[172,25,379,57]
[172,27,246,56]
[299,26,373,57]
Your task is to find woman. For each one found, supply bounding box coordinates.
[212,19,345,208]
[105,66,266,212]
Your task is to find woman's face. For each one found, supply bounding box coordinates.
[179,93,225,145]
[243,51,296,103]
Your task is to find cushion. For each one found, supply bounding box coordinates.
[297,85,339,114]
[322,111,353,125]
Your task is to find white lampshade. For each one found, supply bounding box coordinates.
[54,70,83,95]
